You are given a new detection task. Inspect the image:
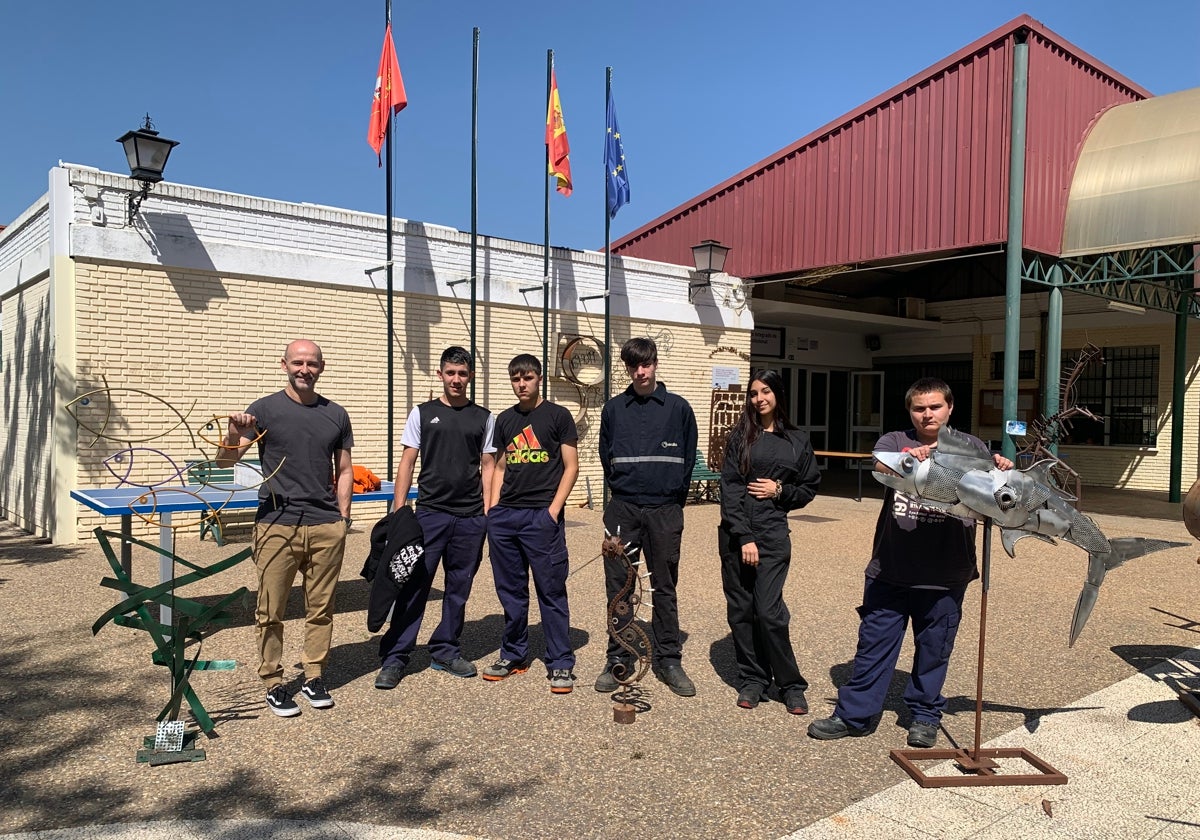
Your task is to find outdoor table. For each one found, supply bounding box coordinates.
[71,482,408,626]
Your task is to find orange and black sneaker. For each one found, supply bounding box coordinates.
[481,658,530,681]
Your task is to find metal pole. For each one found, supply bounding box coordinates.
[470,27,479,401]
[542,49,553,399]
[603,67,614,506]
[1001,31,1029,462]
[1171,281,1188,503]
[385,0,395,477]
[973,518,992,761]
[1044,264,1063,456]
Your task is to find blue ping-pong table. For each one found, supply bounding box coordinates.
[72,482,408,625]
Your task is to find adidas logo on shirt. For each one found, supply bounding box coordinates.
[506,425,549,464]
[430,417,441,424]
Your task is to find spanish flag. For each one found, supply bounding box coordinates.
[546,70,572,196]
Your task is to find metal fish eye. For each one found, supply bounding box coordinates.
[994,488,1016,510]
[899,455,915,473]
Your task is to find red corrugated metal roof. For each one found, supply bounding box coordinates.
[612,15,1150,278]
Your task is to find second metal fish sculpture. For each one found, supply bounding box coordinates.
[872,425,1184,646]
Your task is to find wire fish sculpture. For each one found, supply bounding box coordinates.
[602,529,653,692]
[873,425,1185,646]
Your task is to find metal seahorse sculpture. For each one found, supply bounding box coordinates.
[873,425,1185,646]
[602,529,653,709]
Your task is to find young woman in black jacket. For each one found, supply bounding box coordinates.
[718,369,821,712]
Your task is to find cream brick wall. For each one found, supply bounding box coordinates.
[71,262,750,539]
[1,277,54,535]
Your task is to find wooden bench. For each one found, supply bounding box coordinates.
[186,459,262,545]
[813,450,874,502]
[690,453,723,504]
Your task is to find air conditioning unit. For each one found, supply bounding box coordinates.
[898,297,926,319]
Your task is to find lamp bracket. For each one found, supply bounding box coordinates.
[127,182,153,225]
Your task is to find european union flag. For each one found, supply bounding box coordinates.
[605,89,630,219]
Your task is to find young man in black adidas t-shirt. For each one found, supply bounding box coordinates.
[374,347,497,690]
[482,354,580,693]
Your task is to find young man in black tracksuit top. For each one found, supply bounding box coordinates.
[596,337,699,696]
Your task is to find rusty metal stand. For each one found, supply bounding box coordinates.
[890,519,1068,787]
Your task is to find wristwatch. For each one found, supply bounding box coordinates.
[773,480,783,499]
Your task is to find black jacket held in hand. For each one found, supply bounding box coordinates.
[720,428,821,548]
[361,507,425,633]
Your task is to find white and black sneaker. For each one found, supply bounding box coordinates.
[266,685,300,717]
[301,677,334,709]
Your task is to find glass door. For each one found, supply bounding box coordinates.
[850,371,884,454]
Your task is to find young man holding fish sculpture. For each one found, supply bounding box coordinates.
[808,377,1012,748]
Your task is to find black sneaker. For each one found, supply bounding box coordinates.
[265,685,300,717]
[737,685,764,709]
[301,677,334,709]
[653,664,696,697]
[784,688,809,715]
[431,657,478,678]
[375,666,404,690]
[907,720,939,748]
[481,658,530,681]
[807,715,868,740]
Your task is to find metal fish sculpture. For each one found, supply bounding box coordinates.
[872,425,1184,646]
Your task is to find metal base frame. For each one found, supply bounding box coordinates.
[889,520,1067,788]
[890,747,1066,788]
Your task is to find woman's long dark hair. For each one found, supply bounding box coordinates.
[730,369,796,476]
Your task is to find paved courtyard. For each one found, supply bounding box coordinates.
[1,476,1197,839]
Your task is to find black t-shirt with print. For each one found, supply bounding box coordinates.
[492,400,578,509]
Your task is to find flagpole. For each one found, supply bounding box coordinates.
[470,27,479,400]
[385,0,395,478]
[542,49,553,399]
[604,67,613,405]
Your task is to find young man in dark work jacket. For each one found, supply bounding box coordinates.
[596,337,699,696]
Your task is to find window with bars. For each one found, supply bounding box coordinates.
[1060,346,1159,446]
[990,349,1036,380]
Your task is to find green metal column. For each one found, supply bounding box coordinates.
[1170,285,1188,503]
[1044,264,1063,456]
[1001,33,1029,461]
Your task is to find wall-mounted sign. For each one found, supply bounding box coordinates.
[750,326,785,358]
[712,366,741,389]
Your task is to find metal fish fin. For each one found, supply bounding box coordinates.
[1103,537,1187,571]
[936,425,984,458]
[999,528,1055,557]
[1069,580,1100,648]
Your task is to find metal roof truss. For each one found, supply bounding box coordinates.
[1022,246,1200,318]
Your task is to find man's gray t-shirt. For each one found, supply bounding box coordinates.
[247,390,354,525]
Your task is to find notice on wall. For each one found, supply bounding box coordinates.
[712,366,741,389]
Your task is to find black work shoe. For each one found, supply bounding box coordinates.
[374,666,404,690]
[265,685,300,717]
[784,688,809,715]
[653,664,697,697]
[807,715,868,740]
[301,677,334,709]
[481,658,530,681]
[736,685,764,709]
[907,720,939,748]
[594,662,631,693]
[431,657,477,678]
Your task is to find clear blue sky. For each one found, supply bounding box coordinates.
[2,1,1197,252]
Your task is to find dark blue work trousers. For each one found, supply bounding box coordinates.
[378,510,486,668]
[486,505,574,670]
[834,576,966,729]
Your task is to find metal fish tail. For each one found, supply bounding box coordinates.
[1068,537,1186,647]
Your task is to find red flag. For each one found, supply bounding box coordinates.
[368,23,407,164]
[546,70,572,196]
